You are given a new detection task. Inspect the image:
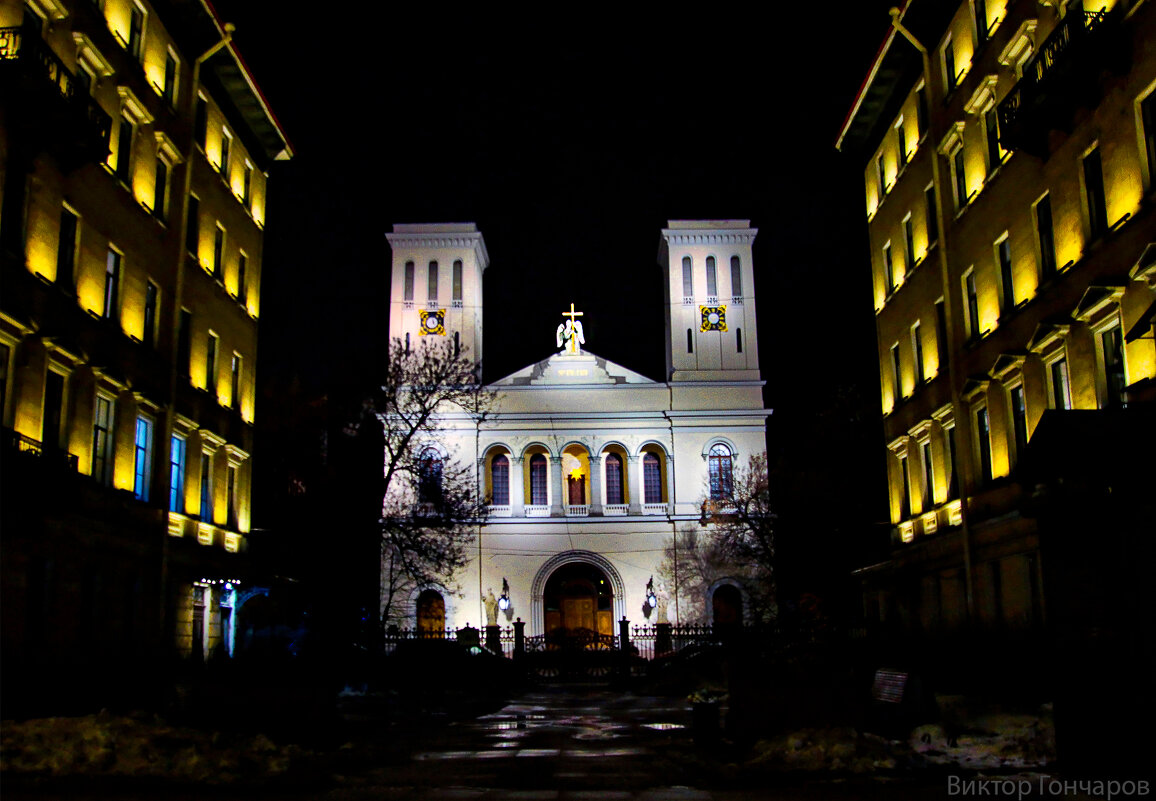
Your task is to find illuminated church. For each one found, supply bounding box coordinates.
[383,221,771,635]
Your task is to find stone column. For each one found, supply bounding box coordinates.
[550,454,563,516]
[665,455,676,514]
[627,455,642,515]
[588,451,602,515]
[510,455,524,517]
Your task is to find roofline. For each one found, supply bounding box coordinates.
[835,2,907,153]
[201,0,294,160]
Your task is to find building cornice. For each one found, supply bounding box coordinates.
[660,230,758,247]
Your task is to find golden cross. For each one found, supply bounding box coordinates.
[562,302,583,324]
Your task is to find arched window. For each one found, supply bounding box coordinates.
[605,453,624,505]
[452,259,463,303]
[427,260,438,302]
[706,256,717,297]
[403,260,415,301]
[643,453,662,504]
[730,255,742,297]
[417,448,442,505]
[490,454,509,505]
[681,256,693,298]
[529,454,548,506]
[708,444,733,500]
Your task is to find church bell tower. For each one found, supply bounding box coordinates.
[386,223,489,365]
[658,220,760,382]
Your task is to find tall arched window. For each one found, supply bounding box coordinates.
[417,448,442,504]
[730,255,742,297]
[708,444,733,500]
[706,256,717,297]
[605,453,624,505]
[490,454,509,505]
[681,256,693,298]
[643,453,662,504]
[427,260,438,302]
[529,454,548,506]
[452,259,463,304]
[404,260,415,301]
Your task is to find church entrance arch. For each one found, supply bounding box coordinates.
[543,562,613,636]
[712,584,743,626]
[415,589,445,635]
[531,551,626,636]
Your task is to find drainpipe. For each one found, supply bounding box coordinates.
[889,7,976,622]
[158,21,235,655]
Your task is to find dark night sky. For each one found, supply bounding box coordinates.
[208,7,897,397]
[219,8,903,574]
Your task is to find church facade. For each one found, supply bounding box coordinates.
[382,221,771,635]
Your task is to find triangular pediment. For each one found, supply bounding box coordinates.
[490,350,657,387]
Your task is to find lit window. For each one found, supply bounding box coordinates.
[996,235,1014,312]
[943,36,957,94]
[153,154,171,221]
[144,280,158,348]
[1141,91,1156,191]
[643,453,662,504]
[128,2,146,60]
[974,405,992,482]
[104,248,121,320]
[1048,356,1071,410]
[213,223,225,279]
[205,331,218,391]
[529,454,547,505]
[1009,384,1028,462]
[417,448,443,505]
[170,434,186,512]
[891,343,902,403]
[951,145,967,211]
[925,184,939,246]
[963,269,980,341]
[912,321,924,384]
[134,415,154,501]
[490,455,509,505]
[1083,146,1107,241]
[185,195,200,255]
[200,450,212,520]
[115,114,134,183]
[903,214,915,268]
[236,252,248,306]
[708,444,733,501]
[1035,194,1056,280]
[896,118,908,170]
[57,205,79,287]
[162,48,178,106]
[92,394,115,485]
[605,453,624,505]
[219,128,232,177]
[194,94,207,149]
[230,352,242,407]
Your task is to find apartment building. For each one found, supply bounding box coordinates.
[0,0,290,708]
[837,0,1154,639]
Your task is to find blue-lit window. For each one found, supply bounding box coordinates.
[133,415,153,501]
[170,434,186,512]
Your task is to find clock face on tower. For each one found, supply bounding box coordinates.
[699,305,727,332]
[419,309,445,336]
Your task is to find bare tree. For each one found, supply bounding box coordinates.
[695,452,778,622]
[377,338,493,628]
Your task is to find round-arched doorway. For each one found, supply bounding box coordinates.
[543,562,614,636]
[712,583,743,626]
[415,589,445,634]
